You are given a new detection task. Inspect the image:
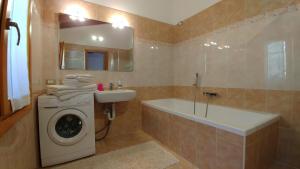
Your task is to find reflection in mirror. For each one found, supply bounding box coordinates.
[58,13,134,72]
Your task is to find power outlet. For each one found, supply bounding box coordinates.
[46,79,56,85]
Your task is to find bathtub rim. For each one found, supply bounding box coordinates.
[142,98,280,136]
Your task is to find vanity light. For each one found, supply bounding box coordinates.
[204,43,211,47]
[69,15,77,21]
[111,15,129,29]
[98,36,104,42]
[65,5,86,22]
[77,16,86,22]
[210,42,217,46]
[224,45,230,49]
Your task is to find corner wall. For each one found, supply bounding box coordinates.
[172,0,300,168]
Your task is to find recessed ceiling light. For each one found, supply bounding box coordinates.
[98,36,104,42]
[204,43,210,47]
[91,35,97,41]
[210,42,217,46]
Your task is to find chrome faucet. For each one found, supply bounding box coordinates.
[109,83,114,90]
[203,92,218,118]
[116,80,123,89]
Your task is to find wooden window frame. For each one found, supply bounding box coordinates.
[0,0,32,137]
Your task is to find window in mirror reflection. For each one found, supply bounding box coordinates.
[86,51,108,71]
[267,41,287,80]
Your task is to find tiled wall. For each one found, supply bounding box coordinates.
[1,0,299,168]
[172,1,300,168]
[33,0,175,90]
[0,94,41,169]
[95,86,173,138]
[172,0,300,43]
[173,6,300,90]
[245,122,279,169]
[142,105,279,169]
[36,0,176,140]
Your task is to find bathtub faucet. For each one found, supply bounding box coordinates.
[203,92,218,97]
[203,92,218,118]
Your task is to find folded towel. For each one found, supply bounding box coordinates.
[46,84,97,101]
[47,84,97,91]
[57,91,95,101]
[64,74,94,79]
[63,82,93,88]
[47,88,96,96]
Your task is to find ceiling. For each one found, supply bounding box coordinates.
[84,0,221,25]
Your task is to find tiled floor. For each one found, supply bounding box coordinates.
[95,130,197,169]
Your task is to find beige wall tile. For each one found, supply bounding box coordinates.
[196,124,217,169]
[266,90,294,128]
[244,89,267,112]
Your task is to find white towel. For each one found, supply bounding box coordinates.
[47,84,96,92]
[58,91,95,101]
[64,74,94,79]
[46,84,97,101]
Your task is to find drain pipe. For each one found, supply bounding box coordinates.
[96,103,116,141]
[107,103,116,121]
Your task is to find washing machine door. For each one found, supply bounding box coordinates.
[48,108,88,146]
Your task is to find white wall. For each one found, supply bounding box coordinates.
[84,0,220,25]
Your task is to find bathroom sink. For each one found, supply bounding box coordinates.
[95,89,136,103]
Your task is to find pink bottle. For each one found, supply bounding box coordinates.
[97,83,104,91]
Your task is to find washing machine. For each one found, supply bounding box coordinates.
[38,94,95,167]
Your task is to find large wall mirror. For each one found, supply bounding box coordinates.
[58,13,134,72]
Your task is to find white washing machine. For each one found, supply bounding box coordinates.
[38,94,95,167]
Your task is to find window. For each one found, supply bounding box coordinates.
[7,0,30,112]
[0,0,31,136]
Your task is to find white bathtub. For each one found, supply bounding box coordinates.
[142,98,280,136]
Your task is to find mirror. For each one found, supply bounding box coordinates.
[58,13,134,72]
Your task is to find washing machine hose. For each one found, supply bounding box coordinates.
[95,109,114,141]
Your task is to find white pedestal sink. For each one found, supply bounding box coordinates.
[95,89,136,103]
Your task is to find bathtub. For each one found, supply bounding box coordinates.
[141,98,280,169]
[142,98,279,136]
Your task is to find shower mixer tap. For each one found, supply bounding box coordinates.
[193,73,201,88]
